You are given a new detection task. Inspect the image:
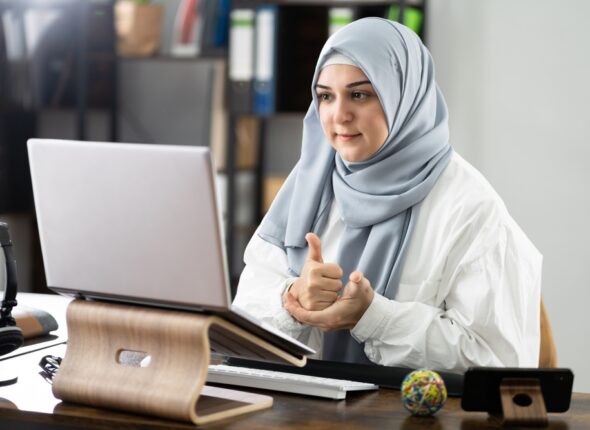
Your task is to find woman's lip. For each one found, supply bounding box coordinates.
[336,133,361,141]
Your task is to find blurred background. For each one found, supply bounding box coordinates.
[0,0,588,392]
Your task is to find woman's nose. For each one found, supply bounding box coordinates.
[333,99,353,123]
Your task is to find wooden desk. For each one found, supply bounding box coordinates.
[0,344,587,430]
[1,295,587,429]
[1,292,71,361]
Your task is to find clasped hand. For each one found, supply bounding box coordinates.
[284,233,374,331]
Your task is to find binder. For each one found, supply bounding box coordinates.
[171,0,203,57]
[200,0,217,53]
[213,0,231,48]
[209,60,228,171]
[328,7,355,36]
[386,5,424,34]
[229,8,255,113]
[253,5,278,116]
[200,0,230,54]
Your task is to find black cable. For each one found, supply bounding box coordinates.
[38,354,62,383]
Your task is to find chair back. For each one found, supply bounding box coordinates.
[539,298,558,368]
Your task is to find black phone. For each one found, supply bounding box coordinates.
[461,367,574,413]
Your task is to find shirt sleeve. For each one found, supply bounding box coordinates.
[351,218,542,373]
[232,232,313,344]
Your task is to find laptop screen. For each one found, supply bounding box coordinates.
[28,139,232,312]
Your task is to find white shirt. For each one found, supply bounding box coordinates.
[233,153,542,372]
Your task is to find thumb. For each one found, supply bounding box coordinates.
[349,271,363,284]
[305,233,323,263]
[342,271,364,299]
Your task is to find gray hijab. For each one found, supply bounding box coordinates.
[258,18,453,364]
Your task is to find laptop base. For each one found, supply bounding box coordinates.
[52,300,280,425]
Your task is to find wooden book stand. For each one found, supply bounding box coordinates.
[52,299,306,425]
[497,378,548,427]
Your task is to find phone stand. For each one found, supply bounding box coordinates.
[497,378,548,427]
[52,299,306,425]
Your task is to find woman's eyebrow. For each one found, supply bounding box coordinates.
[346,80,371,88]
[315,80,372,90]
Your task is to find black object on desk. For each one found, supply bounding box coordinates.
[461,367,574,427]
[0,222,24,388]
[462,367,574,413]
[226,356,465,397]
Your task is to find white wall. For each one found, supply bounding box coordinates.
[428,0,590,392]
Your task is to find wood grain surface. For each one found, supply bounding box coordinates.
[52,300,280,424]
[0,295,585,430]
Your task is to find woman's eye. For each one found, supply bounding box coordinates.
[317,93,332,102]
[352,91,369,100]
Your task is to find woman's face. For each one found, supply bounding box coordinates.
[316,64,388,162]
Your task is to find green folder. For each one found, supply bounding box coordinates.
[387,5,423,34]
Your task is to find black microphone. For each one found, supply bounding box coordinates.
[0,222,24,358]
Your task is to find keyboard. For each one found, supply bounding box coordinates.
[207,364,379,400]
[225,356,465,397]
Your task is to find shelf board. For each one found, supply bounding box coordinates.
[233,0,423,6]
[118,51,227,62]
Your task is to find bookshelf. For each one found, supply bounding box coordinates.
[1,0,427,293]
[0,0,118,294]
[0,0,118,214]
[224,0,427,291]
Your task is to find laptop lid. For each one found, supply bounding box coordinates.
[28,139,231,311]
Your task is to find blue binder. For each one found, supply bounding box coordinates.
[253,5,278,116]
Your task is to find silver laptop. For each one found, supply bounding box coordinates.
[27,138,314,360]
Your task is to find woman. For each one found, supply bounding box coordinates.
[233,18,541,372]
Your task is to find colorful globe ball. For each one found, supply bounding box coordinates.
[401,368,447,416]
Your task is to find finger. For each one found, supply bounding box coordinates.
[342,283,359,300]
[297,291,337,312]
[306,274,343,293]
[305,233,323,263]
[349,271,363,284]
[283,292,303,318]
[307,300,337,311]
[290,305,319,325]
[284,293,329,326]
[318,262,344,280]
[343,271,373,303]
[342,271,365,299]
[284,292,317,324]
[320,278,344,292]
